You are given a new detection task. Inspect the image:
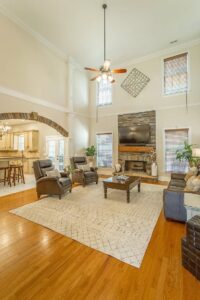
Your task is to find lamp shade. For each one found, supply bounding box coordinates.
[192,148,200,157]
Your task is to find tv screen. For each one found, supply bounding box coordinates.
[119,125,150,145]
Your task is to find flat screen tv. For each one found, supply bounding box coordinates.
[119,125,150,145]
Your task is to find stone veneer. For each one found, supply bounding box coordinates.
[0,112,68,137]
[118,111,156,169]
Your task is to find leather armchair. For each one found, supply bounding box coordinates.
[33,159,72,199]
[70,157,98,186]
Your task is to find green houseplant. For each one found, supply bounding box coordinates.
[85,145,96,166]
[176,141,196,167]
[85,145,96,157]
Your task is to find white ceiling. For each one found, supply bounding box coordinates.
[0,0,200,67]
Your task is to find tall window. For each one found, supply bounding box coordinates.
[96,133,112,167]
[97,79,112,106]
[164,53,188,95]
[165,128,189,172]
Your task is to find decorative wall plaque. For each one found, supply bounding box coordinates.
[121,68,150,97]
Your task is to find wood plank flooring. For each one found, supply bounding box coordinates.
[0,187,199,299]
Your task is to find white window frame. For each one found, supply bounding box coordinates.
[96,132,113,168]
[162,52,190,97]
[96,80,112,107]
[13,134,25,151]
[163,127,191,173]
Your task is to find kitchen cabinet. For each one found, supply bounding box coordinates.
[0,133,14,150]
[26,131,39,151]
[0,130,39,151]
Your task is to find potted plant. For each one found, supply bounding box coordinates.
[85,145,96,166]
[176,141,196,167]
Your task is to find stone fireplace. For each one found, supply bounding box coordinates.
[118,110,157,179]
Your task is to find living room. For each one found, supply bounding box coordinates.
[0,0,200,299]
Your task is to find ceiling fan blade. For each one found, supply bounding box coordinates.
[111,69,127,74]
[85,67,99,72]
[90,76,99,81]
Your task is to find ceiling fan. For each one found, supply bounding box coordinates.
[85,4,127,84]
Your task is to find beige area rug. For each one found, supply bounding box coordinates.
[0,175,36,197]
[10,182,164,268]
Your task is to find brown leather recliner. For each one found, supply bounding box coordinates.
[33,159,72,199]
[70,157,98,186]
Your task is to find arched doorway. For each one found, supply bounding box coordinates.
[0,112,69,173]
[0,112,68,137]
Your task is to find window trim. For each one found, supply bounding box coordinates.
[96,131,113,168]
[162,51,191,97]
[163,127,191,173]
[96,80,113,108]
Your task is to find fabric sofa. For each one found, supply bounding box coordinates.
[163,173,200,222]
[33,159,72,199]
[70,157,98,186]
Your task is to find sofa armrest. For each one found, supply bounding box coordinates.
[163,189,187,222]
[171,173,186,180]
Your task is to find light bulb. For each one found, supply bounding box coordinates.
[96,76,102,82]
[103,60,111,70]
[108,75,113,82]
[102,73,107,80]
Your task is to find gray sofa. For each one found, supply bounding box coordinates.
[163,173,191,222]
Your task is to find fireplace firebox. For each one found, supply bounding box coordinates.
[125,160,146,172]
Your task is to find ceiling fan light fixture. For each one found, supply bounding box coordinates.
[96,75,102,82]
[108,74,113,82]
[102,73,107,80]
[85,4,127,83]
[103,60,111,71]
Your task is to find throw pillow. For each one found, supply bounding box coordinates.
[186,175,200,192]
[185,167,198,182]
[46,169,61,178]
[77,164,90,172]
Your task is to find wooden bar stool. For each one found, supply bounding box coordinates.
[8,165,25,186]
[0,167,10,186]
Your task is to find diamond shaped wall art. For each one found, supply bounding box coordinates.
[121,68,150,97]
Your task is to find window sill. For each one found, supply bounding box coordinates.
[162,90,190,98]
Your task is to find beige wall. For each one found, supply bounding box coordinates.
[0,13,68,107]
[90,44,200,179]
[0,13,90,156]
[67,59,90,156]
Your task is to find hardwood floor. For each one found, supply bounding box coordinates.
[0,188,200,299]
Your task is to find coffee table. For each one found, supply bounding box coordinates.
[103,176,141,203]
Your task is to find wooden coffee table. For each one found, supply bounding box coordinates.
[103,176,141,203]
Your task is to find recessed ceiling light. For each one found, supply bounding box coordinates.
[170,40,178,44]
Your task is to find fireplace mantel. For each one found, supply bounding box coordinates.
[118,145,154,153]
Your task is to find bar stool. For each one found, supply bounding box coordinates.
[0,167,10,186]
[8,164,25,186]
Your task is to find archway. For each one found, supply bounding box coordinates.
[0,112,68,137]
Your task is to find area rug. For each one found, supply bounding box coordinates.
[0,175,36,197]
[10,182,164,268]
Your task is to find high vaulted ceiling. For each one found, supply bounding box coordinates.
[0,0,200,67]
